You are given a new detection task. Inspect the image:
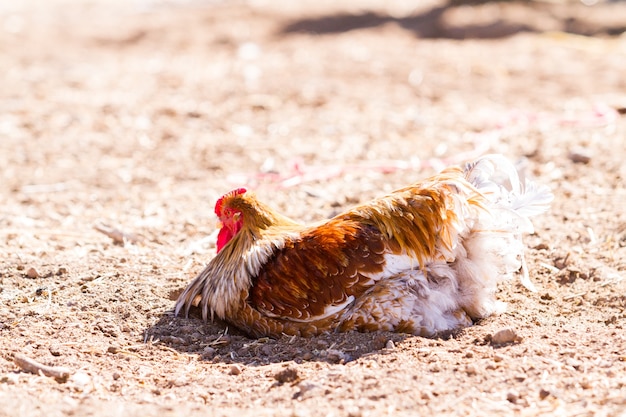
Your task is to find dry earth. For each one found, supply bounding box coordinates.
[1,0,626,416]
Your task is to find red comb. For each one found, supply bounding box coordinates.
[214,188,247,216]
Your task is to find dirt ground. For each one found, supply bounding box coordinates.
[1,0,626,415]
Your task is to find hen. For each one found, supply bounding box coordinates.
[175,154,553,338]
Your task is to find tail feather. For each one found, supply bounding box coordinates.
[459,154,553,295]
[465,154,553,221]
[513,179,554,218]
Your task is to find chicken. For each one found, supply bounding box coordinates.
[175,154,553,338]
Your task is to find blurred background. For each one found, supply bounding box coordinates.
[1,0,625,260]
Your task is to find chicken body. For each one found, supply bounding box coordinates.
[175,155,553,337]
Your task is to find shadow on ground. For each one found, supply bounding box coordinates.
[146,308,419,365]
[278,1,626,39]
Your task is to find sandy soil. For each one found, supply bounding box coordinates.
[1,0,626,416]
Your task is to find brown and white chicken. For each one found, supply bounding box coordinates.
[175,154,552,338]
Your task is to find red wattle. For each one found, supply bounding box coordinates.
[216,227,233,253]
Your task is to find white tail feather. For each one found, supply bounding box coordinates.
[513,179,554,218]
[465,154,553,220]
[458,155,553,303]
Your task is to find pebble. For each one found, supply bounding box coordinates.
[385,340,396,350]
[49,345,62,356]
[274,366,299,384]
[229,364,243,375]
[70,372,92,391]
[325,349,347,364]
[490,328,521,345]
[568,148,592,164]
[26,267,39,279]
[506,391,519,403]
[202,346,216,357]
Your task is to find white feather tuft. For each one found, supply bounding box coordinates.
[456,154,552,306]
[512,179,554,218]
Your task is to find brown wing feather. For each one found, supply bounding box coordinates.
[249,219,387,320]
[339,167,484,265]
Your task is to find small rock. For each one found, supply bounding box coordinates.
[465,364,477,376]
[56,267,68,276]
[506,391,519,403]
[112,372,121,380]
[490,328,521,345]
[107,345,120,354]
[49,345,62,357]
[202,346,216,358]
[385,340,396,350]
[325,349,347,364]
[493,354,505,363]
[274,366,299,384]
[229,364,243,375]
[568,148,592,164]
[70,372,92,392]
[26,268,39,279]
[539,389,551,400]
[35,287,48,297]
[301,352,313,361]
